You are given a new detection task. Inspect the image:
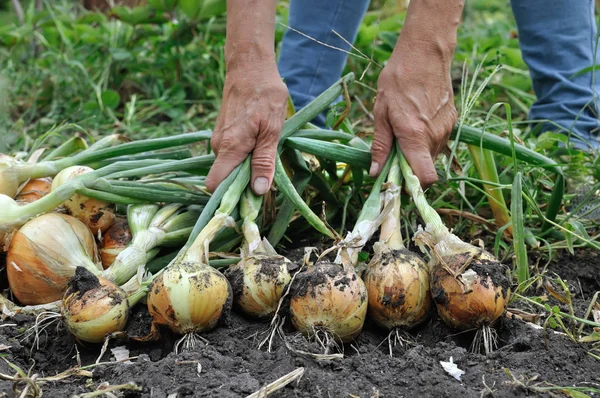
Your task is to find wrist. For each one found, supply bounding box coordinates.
[225,41,277,73]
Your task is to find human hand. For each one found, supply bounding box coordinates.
[205,59,288,195]
[370,32,458,188]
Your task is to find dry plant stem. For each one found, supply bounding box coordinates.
[246,368,305,398]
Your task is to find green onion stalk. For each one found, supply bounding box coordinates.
[362,149,432,331]
[398,153,510,336]
[224,188,292,319]
[0,131,211,198]
[0,155,214,236]
[145,74,355,342]
[286,151,396,344]
[102,203,202,286]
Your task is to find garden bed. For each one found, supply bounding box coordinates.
[1,249,598,397]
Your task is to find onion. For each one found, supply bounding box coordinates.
[428,242,510,330]
[224,189,292,318]
[289,262,367,343]
[147,260,232,335]
[225,254,291,318]
[100,217,131,269]
[364,247,431,330]
[0,155,20,198]
[52,166,115,234]
[15,177,52,205]
[362,154,432,331]
[6,213,102,304]
[62,267,129,343]
[399,154,510,331]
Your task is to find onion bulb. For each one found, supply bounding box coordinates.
[363,247,432,330]
[428,242,510,330]
[147,261,232,335]
[15,177,52,205]
[7,213,102,304]
[0,154,20,198]
[225,254,291,318]
[52,166,115,234]
[100,218,131,269]
[62,267,129,343]
[289,262,367,343]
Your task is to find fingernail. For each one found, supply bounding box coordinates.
[369,161,380,177]
[253,177,269,195]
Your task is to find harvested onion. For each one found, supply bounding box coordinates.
[7,213,102,304]
[363,153,431,330]
[225,188,291,318]
[15,177,52,205]
[289,262,367,342]
[52,166,115,234]
[0,154,20,198]
[399,153,510,331]
[62,267,129,343]
[147,260,232,335]
[100,217,131,269]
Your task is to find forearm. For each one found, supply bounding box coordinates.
[391,0,464,65]
[225,0,277,69]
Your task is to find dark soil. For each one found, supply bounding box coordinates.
[0,249,599,397]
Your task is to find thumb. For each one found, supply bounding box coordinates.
[250,126,279,196]
[402,145,438,188]
[370,113,394,177]
[205,140,249,193]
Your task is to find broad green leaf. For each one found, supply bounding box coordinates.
[101,90,121,110]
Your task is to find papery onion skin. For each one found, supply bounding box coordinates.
[225,254,292,318]
[6,213,100,305]
[52,166,115,234]
[100,218,131,269]
[289,262,367,343]
[147,261,232,335]
[431,250,510,330]
[62,270,129,343]
[363,248,432,330]
[15,177,52,205]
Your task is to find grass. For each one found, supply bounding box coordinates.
[0,0,599,353]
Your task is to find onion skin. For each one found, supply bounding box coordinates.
[62,270,129,343]
[6,213,100,305]
[52,166,115,234]
[363,248,432,331]
[289,262,367,343]
[15,177,52,205]
[100,218,131,269]
[147,261,232,335]
[431,250,510,330]
[225,254,292,318]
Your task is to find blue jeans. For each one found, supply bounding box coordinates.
[278,0,600,150]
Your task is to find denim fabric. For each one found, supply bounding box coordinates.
[279,0,600,149]
[277,0,370,126]
[511,0,600,150]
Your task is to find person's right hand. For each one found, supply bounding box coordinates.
[205,59,288,196]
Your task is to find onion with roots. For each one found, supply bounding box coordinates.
[6,213,102,304]
[147,259,232,336]
[224,189,291,318]
[52,166,115,234]
[15,177,52,205]
[100,217,131,269]
[363,153,432,331]
[399,153,510,344]
[289,261,367,343]
[62,267,129,343]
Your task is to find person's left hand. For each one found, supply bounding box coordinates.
[370,37,458,188]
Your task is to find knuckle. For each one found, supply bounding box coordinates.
[370,136,391,156]
[251,153,275,171]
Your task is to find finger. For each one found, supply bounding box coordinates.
[370,108,394,177]
[205,136,250,193]
[402,144,438,188]
[250,123,280,195]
